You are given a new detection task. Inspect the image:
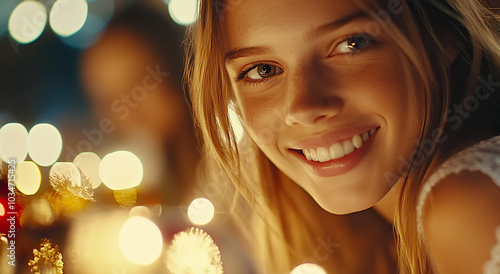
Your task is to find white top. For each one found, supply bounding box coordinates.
[416,135,500,273]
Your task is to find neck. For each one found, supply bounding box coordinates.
[373,179,403,224]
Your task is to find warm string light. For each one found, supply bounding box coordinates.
[0,122,230,272]
[0,123,28,163]
[49,0,88,37]
[290,263,328,274]
[188,197,215,226]
[167,0,199,26]
[99,150,143,190]
[166,227,224,274]
[118,216,163,265]
[8,1,47,44]
[15,161,41,195]
[8,0,88,44]
[6,0,193,46]
[28,123,63,167]
[73,152,102,189]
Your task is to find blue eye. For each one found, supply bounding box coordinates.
[331,34,374,55]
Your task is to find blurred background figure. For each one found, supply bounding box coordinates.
[80,2,199,205]
[0,1,254,272]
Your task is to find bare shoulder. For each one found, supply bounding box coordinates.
[423,170,500,274]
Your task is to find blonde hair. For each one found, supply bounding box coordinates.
[186,0,500,273]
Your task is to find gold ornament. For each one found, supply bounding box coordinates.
[44,170,93,215]
[28,239,64,274]
[113,188,138,207]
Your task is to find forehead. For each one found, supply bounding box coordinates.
[223,0,376,48]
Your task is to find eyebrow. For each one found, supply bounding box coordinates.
[310,11,368,40]
[225,47,273,63]
[224,11,368,63]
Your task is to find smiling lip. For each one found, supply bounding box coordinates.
[290,126,379,177]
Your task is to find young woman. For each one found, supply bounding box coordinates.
[187,0,500,273]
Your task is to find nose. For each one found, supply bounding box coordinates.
[285,68,343,127]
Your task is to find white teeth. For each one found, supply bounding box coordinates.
[343,140,354,155]
[303,149,311,161]
[352,135,363,149]
[317,147,330,162]
[310,148,318,161]
[361,132,369,142]
[329,143,344,159]
[300,128,377,162]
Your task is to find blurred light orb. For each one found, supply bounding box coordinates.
[0,123,28,163]
[100,151,143,190]
[49,0,88,37]
[0,203,5,217]
[28,123,63,167]
[129,206,152,219]
[8,0,47,44]
[187,198,215,226]
[168,0,198,26]
[50,162,81,187]
[21,198,54,227]
[290,263,327,274]
[15,161,42,195]
[59,0,114,49]
[118,216,163,265]
[73,152,101,188]
[166,227,223,274]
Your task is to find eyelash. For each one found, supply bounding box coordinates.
[235,62,283,87]
[234,33,375,86]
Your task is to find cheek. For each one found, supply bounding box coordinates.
[360,55,420,126]
[237,93,286,150]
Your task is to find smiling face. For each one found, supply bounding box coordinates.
[223,0,422,214]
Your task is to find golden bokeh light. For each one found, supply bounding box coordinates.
[113,188,137,208]
[187,198,215,226]
[20,199,54,227]
[8,0,47,44]
[100,151,143,190]
[67,210,130,273]
[168,0,199,26]
[129,206,152,219]
[28,123,63,167]
[166,227,223,274]
[290,263,328,274]
[0,123,28,163]
[15,161,41,195]
[118,216,163,266]
[50,162,81,187]
[49,0,88,37]
[73,152,101,189]
[0,203,5,217]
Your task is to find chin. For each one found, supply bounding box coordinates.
[312,191,384,215]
